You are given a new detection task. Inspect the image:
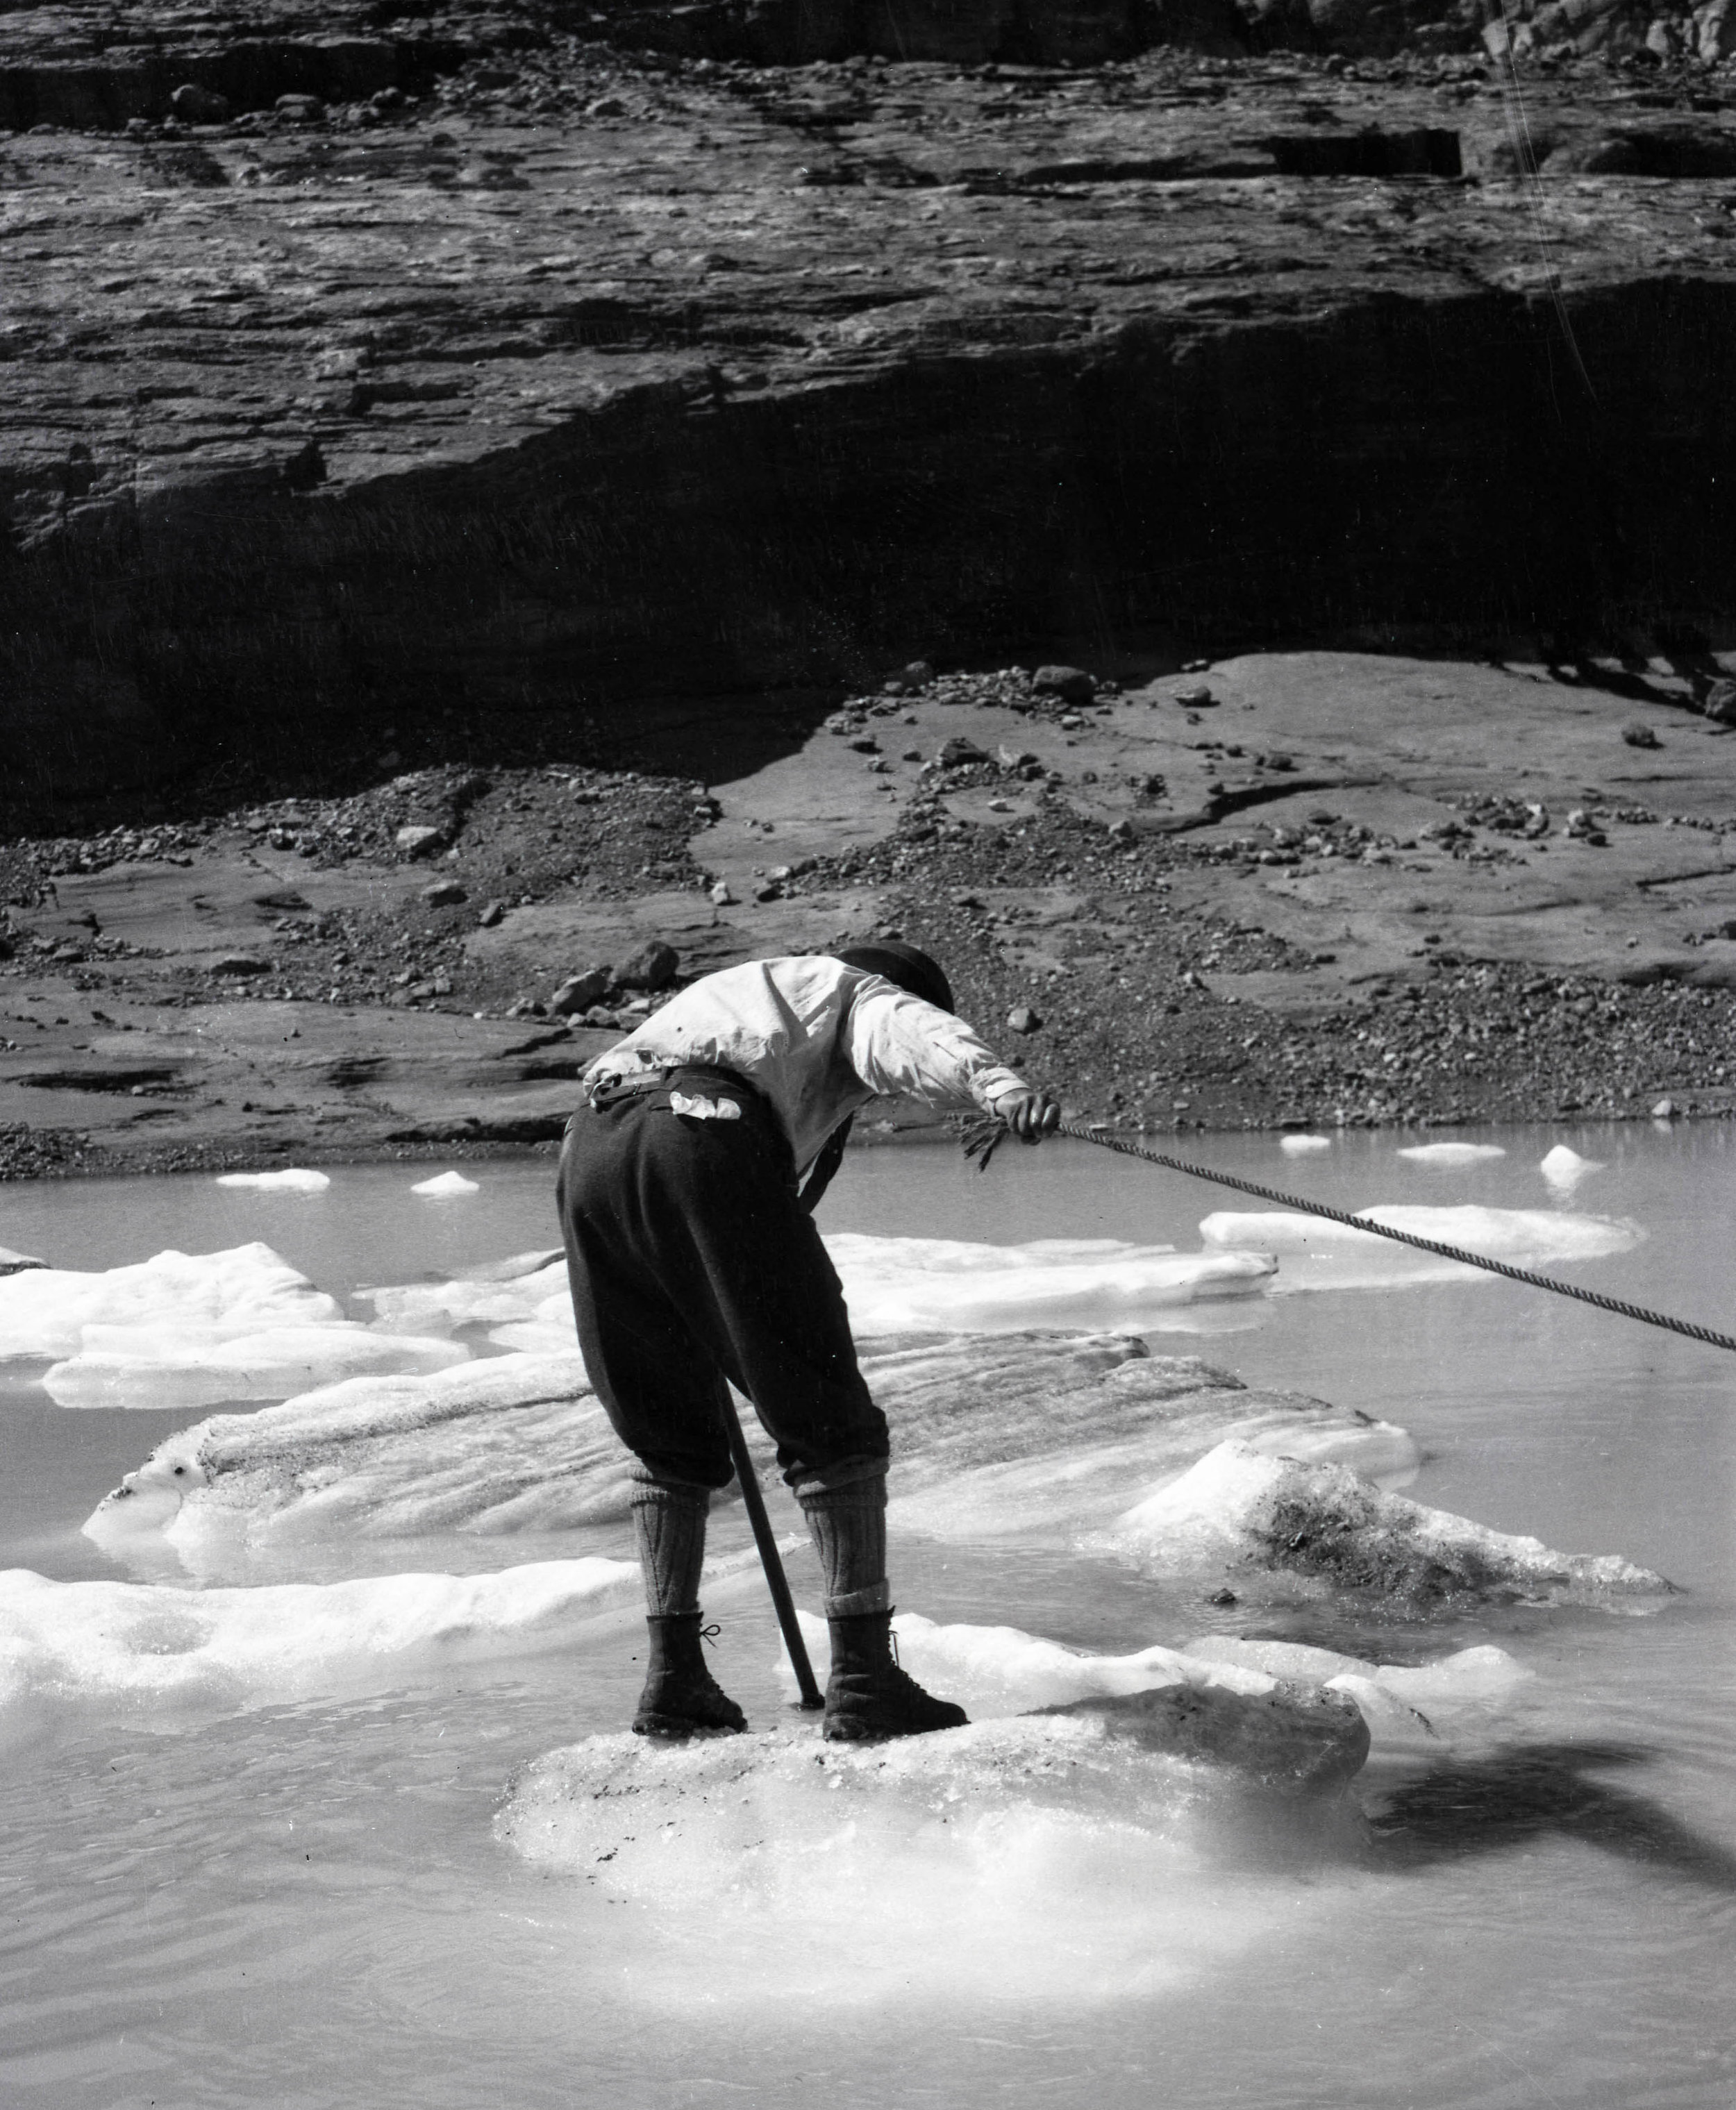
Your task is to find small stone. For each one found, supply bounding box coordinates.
[754,881,784,902]
[1651,1097,1676,1117]
[708,880,735,905]
[422,880,467,905]
[850,737,881,753]
[1701,680,1736,725]
[209,953,271,976]
[170,83,231,122]
[477,899,506,928]
[274,93,326,122]
[1173,685,1216,707]
[1006,1005,1042,1034]
[394,824,444,855]
[1108,819,1135,841]
[986,797,1013,813]
[1032,664,1095,705]
[895,661,935,687]
[615,939,679,991]
[587,94,626,117]
[551,968,610,1016]
[1621,722,1662,749]
[902,749,923,762]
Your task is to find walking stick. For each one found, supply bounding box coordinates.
[719,1392,826,1710]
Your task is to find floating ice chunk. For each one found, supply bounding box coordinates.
[1200,1204,1639,1291]
[0,1557,638,1717]
[827,1233,1276,1334]
[215,1168,331,1192]
[43,1323,469,1410]
[1279,1134,1333,1155]
[872,1334,1419,1543]
[83,1351,619,1577]
[0,1243,344,1362]
[1540,1144,1603,1192]
[1096,1439,1673,1607]
[410,1170,480,1197]
[1395,1142,1506,1166]
[0,1246,46,1276]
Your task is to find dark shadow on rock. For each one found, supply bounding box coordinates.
[1367,1741,1736,1891]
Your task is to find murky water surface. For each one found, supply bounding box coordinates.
[2,1123,1733,2108]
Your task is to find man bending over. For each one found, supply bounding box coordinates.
[558,942,1059,1743]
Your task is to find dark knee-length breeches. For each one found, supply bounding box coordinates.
[557,1086,889,1490]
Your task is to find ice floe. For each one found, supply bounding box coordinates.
[0,1557,637,1718]
[1279,1133,1333,1155]
[83,1350,612,1575]
[1395,1142,1507,1166]
[774,1610,1529,1758]
[1094,1440,1673,1607]
[87,1332,1419,1577]
[410,1171,480,1197]
[215,1168,331,1192]
[1541,1144,1603,1193]
[828,1234,1277,1334]
[1200,1203,1639,1291]
[0,1243,340,1361]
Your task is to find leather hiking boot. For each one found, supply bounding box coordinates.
[822,1609,968,1743]
[633,1613,747,1739]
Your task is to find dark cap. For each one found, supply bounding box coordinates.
[835,941,954,1015]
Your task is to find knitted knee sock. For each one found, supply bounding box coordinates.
[797,1473,890,1618]
[629,1478,710,1616]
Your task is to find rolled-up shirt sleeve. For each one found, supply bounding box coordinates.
[842,977,1029,1112]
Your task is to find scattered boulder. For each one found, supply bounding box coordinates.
[422,881,467,905]
[614,940,679,991]
[1621,722,1662,749]
[1006,1005,1043,1034]
[169,84,231,123]
[477,900,506,928]
[549,968,610,1017]
[208,953,271,976]
[0,1246,47,1275]
[274,94,325,123]
[1032,664,1095,706]
[938,736,990,767]
[394,824,444,856]
[1651,1096,1676,1117]
[1173,685,1216,707]
[708,880,735,905]
[1701,679,1736,725]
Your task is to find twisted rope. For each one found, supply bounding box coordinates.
[958,1116,1736,1356]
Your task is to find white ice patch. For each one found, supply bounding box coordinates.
[827,1234,1277,1334]
[1394,1142,1507,1166]
[1279,1133,1333,1155]
[1200,1204,1639,1291]
[83,1350,610,1577]
[362,1258,571,1346]
[410,1170,480,1196]
[772,1612,1531,1757]
[214,1168,331,1192]
[0,1557,637,1718]
[1541,1144,1603,1193]
[1094,1439,1672,1607]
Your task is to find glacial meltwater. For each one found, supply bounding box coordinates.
[1,1123,1732,2109]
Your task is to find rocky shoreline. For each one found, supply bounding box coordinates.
[4,646,1735,1180]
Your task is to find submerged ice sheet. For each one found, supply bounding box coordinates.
[1201,1203,1640,1291]
[87,1331,1419,1580]
[774,1611,1530,1757]
[1096,1440,1673,1607]
[362,1234,1279,1353]
[84,1351,617,1575]
[214,1168,331,1192]
[1395,1143,1506,1166]
[0,1557,637,1719]
[826,1234,1277,1334]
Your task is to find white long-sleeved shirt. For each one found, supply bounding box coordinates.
[582,955,1029,1177]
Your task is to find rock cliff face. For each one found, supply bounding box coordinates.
[6,1,1736,814]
